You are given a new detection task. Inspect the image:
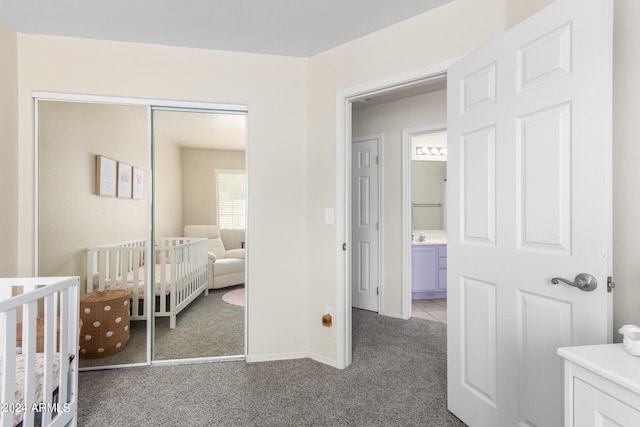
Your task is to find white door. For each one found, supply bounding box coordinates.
[352,136,380,312]
[447,0,612,426]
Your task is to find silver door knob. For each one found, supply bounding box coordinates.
[551,273,597,292]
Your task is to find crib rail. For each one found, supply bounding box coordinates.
[0,276,79,427]
[87,238,147,321]
[154,238,209,328]
[87,237,208,328]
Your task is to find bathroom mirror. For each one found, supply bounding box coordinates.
[411,131,447,231]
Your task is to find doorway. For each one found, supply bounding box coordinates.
[351,81,447,321]
[402,126,448,324]
[336,60,453,369]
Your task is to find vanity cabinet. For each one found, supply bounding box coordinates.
[411,244,446,299]
[558,344,640,426]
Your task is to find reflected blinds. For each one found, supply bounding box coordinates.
[216,170,245,230]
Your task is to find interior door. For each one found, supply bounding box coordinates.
[446,0,612,426]
[351,136,380,312]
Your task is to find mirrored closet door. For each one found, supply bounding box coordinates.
[37,100,150,369]
[37,97,248,370]
[151,108,246,361]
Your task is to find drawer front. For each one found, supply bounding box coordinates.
[438,257,447,269]
[574,378,640,426]
[438,245,447,256]
[438,269,447,291]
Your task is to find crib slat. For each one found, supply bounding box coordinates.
[132,250,142,318]
[169,247,176,328]
[58,288,70,409]
[98,251,107,291]
[159,247,167,313]
[41,294,55,425]
[1,309,16,427]
[22,300,38,427]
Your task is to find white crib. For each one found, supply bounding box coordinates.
[87,237,208,329]
[0,276,79,427]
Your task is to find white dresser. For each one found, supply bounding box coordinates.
[558,344,640,426]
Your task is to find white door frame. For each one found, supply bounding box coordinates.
[351,134,382,313]
[335,58,458,368]
[401,123,447,319]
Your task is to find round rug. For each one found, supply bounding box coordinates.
[222,288,245,307]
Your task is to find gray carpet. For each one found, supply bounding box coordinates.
[79,286,244,368]
[78,309,465,426]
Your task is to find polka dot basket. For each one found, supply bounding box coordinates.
[79,289,131,359]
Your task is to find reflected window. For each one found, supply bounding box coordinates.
[216,169,245,230]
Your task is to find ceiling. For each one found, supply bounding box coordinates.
[13,1,451,150]
[352,77,447,110]
[0,0,451,57]
[153,110,246,151]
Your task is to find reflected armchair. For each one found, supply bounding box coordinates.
[184,225,245,289]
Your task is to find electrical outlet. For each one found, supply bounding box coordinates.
[322,306,333,328]
[322,313,332,327]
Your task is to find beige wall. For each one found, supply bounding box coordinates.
[352,89,447,316]
[0,22,18,277]
[308,0,506,362]
[182,148,246,227]
[15,35,309,360]
[504,0,554,28]
[38,101,148,292]
[612,0,640,340]
[153,133,184,237]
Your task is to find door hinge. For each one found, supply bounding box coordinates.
[376,156,379,166]
[607,276,615,293]
[376,221,379,230]
[342,243,347,251]
[376,287,379,295]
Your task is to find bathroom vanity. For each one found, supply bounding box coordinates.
[411,231,447,300]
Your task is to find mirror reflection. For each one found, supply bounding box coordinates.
[38,100,149,368]
[411,130,447,232]
[38,101,247,369]
[152,109,246,360]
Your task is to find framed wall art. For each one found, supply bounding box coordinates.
[132,167,144,200]
[117,161,132,198]
[96,155,117,197]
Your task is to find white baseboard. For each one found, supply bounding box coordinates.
[308,352,338,368]
[246,352,309,363]
[246,351,338,369]
[379,310,403,319]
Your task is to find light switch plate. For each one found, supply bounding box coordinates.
[324,208,334,225]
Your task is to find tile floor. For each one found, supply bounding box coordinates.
[412,298,447,324]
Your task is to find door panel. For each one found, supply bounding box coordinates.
[352,137,380,312]
[461,276,497,407]
[447,0,612,425]
[461,126,496,245]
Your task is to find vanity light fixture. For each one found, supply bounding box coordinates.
[416,146,447,156]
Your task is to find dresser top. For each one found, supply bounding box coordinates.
[558,344,640,395]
